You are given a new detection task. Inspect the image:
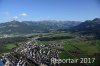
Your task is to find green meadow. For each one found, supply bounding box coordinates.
[36,32,100,66]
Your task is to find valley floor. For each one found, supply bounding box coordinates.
[0,32,100,66]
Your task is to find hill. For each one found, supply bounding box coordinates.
[58,18,100,35]
[66,18,100,35]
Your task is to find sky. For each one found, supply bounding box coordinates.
[0,0,100,22]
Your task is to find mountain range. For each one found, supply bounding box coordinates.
[0,20,81,34]
[0,18,100,35]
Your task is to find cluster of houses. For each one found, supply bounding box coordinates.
[1,39,63,66]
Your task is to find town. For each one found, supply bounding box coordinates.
[1,37,63,66]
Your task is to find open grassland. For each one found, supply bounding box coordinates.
[4,43,16,49]
[0,43,17,56]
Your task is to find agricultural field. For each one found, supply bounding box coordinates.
[36,32,100,66]
[0,37,28,57]
[0,43,17,56]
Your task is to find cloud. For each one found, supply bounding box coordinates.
[13,16,18,19]
[20,13,27,17]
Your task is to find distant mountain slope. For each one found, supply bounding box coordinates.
[0,20,81,34]
[0,21,34,34]
[70,18,100,35]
